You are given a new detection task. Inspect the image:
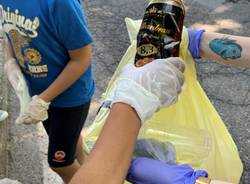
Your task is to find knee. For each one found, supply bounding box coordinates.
[48,160,76,176]
[50,165,63,173]
[49,158,75,173]
[50,165,66,174]
[49,162,78,184]
[49,161,75,175]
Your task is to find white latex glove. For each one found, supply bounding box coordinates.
[0,110,8,122]
[4,58,31,114]
[0,178,22,184]
[15,95,50,125]
[112,57,185,123]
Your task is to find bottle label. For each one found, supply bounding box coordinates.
[135,0,185,67]
[137,44,158,56]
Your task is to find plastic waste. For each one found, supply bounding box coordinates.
[140,125,211,166]
[0,178,22,184]
[83,17,243,183]
[134,139,176,164]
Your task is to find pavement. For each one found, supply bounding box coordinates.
[0,0,249,183]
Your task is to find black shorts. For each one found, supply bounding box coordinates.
[42,101,90,167]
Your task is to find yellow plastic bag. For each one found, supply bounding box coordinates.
[83,18,243,183]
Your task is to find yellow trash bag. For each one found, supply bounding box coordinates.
[83,18,243,183]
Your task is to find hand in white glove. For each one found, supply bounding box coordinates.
[15,95,50,125]
[112,57,185,123]
[0,110,8,122]
[0,178,22,184]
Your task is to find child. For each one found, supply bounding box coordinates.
[0,0,94,182]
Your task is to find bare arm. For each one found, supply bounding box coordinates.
[4,39,92,102]
[39,45,92,102]
[69,102,141,184]
[69,58,185,184]
[200,32,250,68]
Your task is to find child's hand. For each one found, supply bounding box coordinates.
[16,95,50,125]
[0,110,8,122]
[112,57,185,123]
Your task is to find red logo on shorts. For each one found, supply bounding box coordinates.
[53,151,66,162]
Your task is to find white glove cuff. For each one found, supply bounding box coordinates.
[111,78,160,123]
[32,95,50,109]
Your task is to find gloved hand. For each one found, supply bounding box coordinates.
[0,110,8,122]
[126,157,208,184]
[4,58,31,114]
[188,28,206,59]
[15,95,50,125]
[0,178,22,184]
[112,57,185,123]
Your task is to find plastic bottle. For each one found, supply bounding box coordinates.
[135,0,185,67]
[142,126,212,167]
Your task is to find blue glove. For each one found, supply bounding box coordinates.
[188,28,206,59]
[126,157,208,184]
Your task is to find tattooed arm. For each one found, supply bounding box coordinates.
[200,32,250,69]
[188,29,250,69]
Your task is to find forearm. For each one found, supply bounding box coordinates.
[200,32,250,69]
[70,103,141,184]
[39,59,89,101]
[39,45,92,102]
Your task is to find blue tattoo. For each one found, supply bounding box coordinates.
[209,38,242,60]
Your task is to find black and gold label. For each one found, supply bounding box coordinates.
[137,44,158,57]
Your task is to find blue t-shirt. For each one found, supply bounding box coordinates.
[0,0,95,107]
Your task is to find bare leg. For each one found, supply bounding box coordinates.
[51,133,87,183]
[51,160,80,184]
[76,134,85,165]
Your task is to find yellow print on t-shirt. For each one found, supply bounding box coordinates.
[25,48,41,65]
[8,29,31,67]
[0,5,48,78]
